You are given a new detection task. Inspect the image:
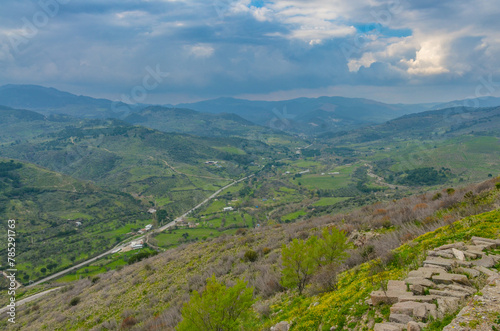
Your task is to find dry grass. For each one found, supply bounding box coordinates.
[4,178,499,330]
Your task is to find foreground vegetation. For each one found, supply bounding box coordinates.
[2,177,498,330]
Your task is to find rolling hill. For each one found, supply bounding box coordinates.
[0,112,289,216]
[0,159,146,284]
[0,84,141,119]
[123,106,299,143]
[328,106,500,143]
[177,96,431,134]
[0,85,433,136]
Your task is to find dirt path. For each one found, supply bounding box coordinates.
[364,163,406,189]
[0,287,61,315]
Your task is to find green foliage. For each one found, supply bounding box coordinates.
[394,167,451,186]
[244,250,258,262]
[127,250,158,265]
[177,275,255,331]
[314,227,351,267]
[69,297,81,306]
[281,227,350,294]
[281,237,318,294]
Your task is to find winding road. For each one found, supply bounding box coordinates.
[1,174,255,313]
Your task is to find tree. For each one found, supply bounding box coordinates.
[281,237,317,295]
[177,275,255,331]
[281,227,351,294]
[315,227,350,267]
[156,209,168,225]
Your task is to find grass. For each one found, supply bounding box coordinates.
[281,209,307,222]
[312,197,349,206]
[266,207,500,330]
[299,174,352,190]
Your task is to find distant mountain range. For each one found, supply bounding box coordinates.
[123,106,288,140]
[326,106,500,144]
[431,96,500,110]
[3,84,500,136]
[0,84,140,119]
[176,97,433,134]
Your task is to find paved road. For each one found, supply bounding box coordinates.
[0,174,255,314]
[24,174,254,288]
[0,287,61,315]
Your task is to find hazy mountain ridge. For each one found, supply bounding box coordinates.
[122,105,284,139]
[325,106,500,143]
[1,85,433,136]
[176,96,432,134]
[0,84,138,119]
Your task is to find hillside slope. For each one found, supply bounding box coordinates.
[0,159,145,284]
[0,117,288,216]
[177,96,430,134]
[0,84,138,119]
[123,106,299,143]
[3,178,498,330]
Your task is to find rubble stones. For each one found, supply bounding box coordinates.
[371,237,500,330]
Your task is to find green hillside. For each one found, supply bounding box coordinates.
[0,159,146,284]
[4,177,498,330]
[0,116,289,216]
[124,106,297,144]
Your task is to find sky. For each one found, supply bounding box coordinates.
[1,0,500,104]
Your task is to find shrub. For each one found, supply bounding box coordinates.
[244,250,258,262]
[432,192,442,200]
[69,297,81,306]
[121,316,137,329]
[177,275,255,331]
[235,228,247,235]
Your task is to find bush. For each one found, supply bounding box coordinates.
[432,192,442,200]
[244,250,258,262]
[177,275,255,331]
[496,183,500,190]
[69,297,81,306]
[121,316,137,329]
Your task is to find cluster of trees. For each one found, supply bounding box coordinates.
[388,167,452,186]
[281,227,351,294]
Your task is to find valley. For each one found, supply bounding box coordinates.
[0,89,499,331]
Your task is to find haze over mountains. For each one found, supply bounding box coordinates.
[2,84,496,137]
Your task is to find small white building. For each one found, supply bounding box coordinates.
[145,224,153,231]
[223,207,234,212]
[148,208,157,214]
[130,240,144,249]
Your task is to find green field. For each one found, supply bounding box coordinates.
[312,197,349,206]
[299,173,353,190]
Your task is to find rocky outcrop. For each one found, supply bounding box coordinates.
[271,321,290,331]
[370,236,500,331]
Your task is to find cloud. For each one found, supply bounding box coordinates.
[0,0,499,103]
[187,44,215,58]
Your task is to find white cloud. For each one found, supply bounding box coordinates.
[402,40,449,76]
[187,44,215,58]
